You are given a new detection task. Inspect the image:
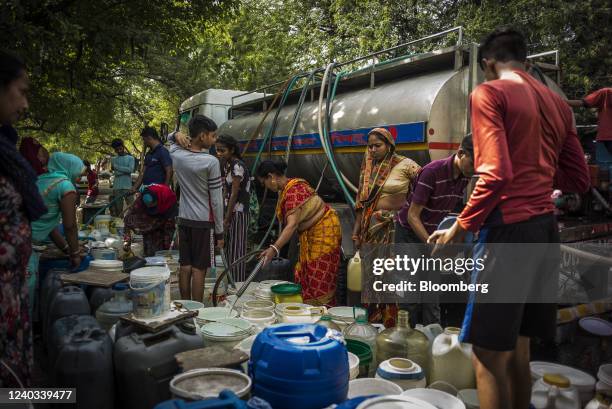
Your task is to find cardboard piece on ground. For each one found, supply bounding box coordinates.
[175,346,249,372]
[60,270,128,287]
[120,309,197,333]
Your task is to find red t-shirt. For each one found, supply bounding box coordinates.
[457,70,590,232]
[583,88,612,141]
[87,170,99,197]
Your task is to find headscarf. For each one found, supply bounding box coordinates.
[19,136,47,175]
[356,127,405,209]
[139,183,177,216]
[0,125,47,221]
[37,153,85,197]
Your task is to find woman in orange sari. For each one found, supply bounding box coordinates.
[352,128,421,326]
[257,160,341,306]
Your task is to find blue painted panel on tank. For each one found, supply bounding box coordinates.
[240,122,426,152]
[249,323,349,409]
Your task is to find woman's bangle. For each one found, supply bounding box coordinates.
[351,235,360,241]
[269,244,280,257]
[70,249,81,257]
[61,244,70,253]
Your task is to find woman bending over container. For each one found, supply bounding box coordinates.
[257,160,342,306]
[28,153,86,314]
[124,183,177,257]
[215,135,251,282]
[352,128,421,326]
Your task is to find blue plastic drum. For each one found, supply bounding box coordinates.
[249,324,349,409]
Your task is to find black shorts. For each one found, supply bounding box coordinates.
[178,223,213,270]
[460,213,560,351]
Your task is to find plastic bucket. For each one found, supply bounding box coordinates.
[92,248,117,260]
[129,266,171,319]
[94,215,112,231]
[169,368,252,400]
[346,339,373,378]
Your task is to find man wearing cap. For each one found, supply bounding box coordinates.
[110,138,136,216]
[395,134,475,326]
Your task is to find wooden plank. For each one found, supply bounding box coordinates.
[120,309,197,333]
[175,346,249,372]
[60,270,129,287]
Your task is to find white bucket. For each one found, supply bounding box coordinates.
[402,389,466,409]
[348,378,403,399]
[92,247,117,260]
[240,309,276,330]
[130,266,171,319]
[200,318,252,351]
[242,300,275,313]
[94,215,112,231]
[375,358,427,391]
[348,352,360,380]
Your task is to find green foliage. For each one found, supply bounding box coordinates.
[1,0,610,160]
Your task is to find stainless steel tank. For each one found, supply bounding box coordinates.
[218,45,564,199]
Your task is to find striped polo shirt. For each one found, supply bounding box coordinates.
[397,154,468,234]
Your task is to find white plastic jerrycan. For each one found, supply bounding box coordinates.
[415,323,444,345]
[531,374,580,409]
[430,327,476,391]
[347,251,362,292]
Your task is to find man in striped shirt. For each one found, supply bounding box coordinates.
[169,114,224,302]
[395,135,473,326]
[396,134,474,244]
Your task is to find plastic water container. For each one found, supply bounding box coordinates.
[92,247,117,260]
[87,287,114,315]
[531,374,580,409]
[169,368,252,400]
[342,307,378,375]
[430,327,475,391]
[242,300,275,313]
[347,251,362,292]
[240,309,276,330]
[271,283,303,304]
[200,318,252,351]
[346,339,373,378]
[375,310,430,379]
[154,391,249,409]
[114,324,204,409]
[530,362,596,404]
[458,389,480,409]
[249,323,349,409]
[347,378,403,399]
[130,266,171,318]
[52,328,114,409]
[402,388,467,409]
[94,215,112,232]
[49,314,101,370]
[375,358,427,391]
[46,286,91,344]
[96,284,133,330]
[41,268,68,340]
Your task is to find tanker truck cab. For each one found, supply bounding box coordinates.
[178,88,265,130]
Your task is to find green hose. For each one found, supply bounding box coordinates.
[318,63,356,208]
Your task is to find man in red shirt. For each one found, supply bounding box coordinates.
[567,88,612,155]
[429,28,590,409]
